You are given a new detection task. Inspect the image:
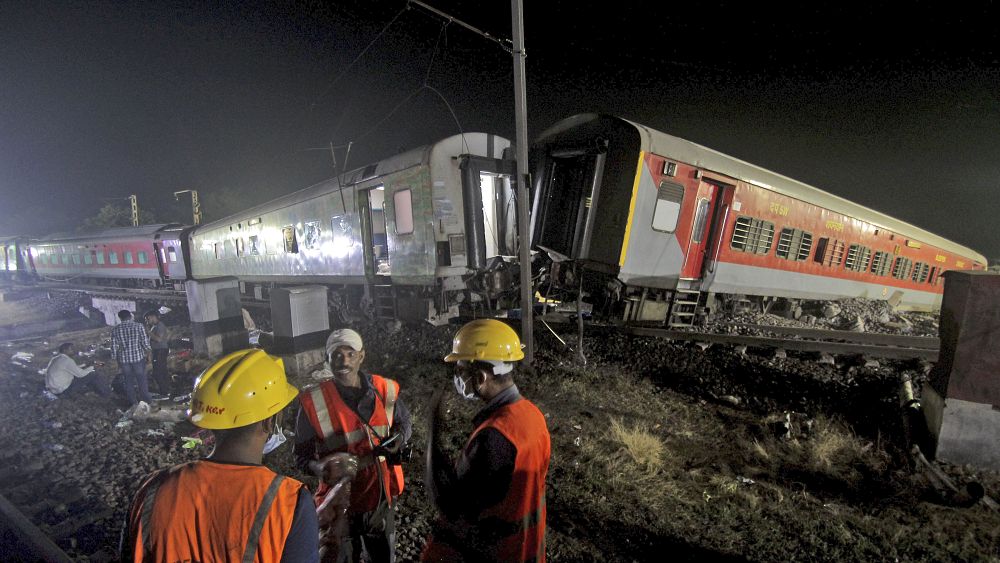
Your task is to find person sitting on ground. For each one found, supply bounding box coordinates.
[45,342,112,398]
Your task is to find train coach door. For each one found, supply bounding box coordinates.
[361,186,390,277]
[679,180,722,279]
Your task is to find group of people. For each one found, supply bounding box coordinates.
[44,309,171,405]
[120,319,552,562]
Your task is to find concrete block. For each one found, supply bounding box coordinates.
[924,388,1000,469]
[270,286,328,354]
[185,277,247,357]
[925,271,1000,470]
[193,329,251,357]
[185,277,241,323]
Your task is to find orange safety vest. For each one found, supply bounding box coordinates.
[423,398,551,563]
[124,460,304,562]
[299,374,405,512]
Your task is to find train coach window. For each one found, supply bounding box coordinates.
[62,254,70,265]
[72,254,81,265]
[731,216,775,255]
[125,252,134,265]
[247,238,260,256]
[870,251,888,276]
[168,247,178,262]
[84,254,93,265]
[236,238,245,257]
[109,252,119,265]
[393,189,414,235]
[304,221,322,250]
[283,226,299,253]
[652,182,685,233]
[845,244,872,272]
[912,262,930,283]
[138,251,148,264]
[214,243,225,259]
[96,252,105,265]
[815,238,846,267]
[891,257,913,280]
[776,228,813,261]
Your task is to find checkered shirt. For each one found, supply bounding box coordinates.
[112,319,151,364]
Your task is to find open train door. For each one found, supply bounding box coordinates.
[679,179,728,280]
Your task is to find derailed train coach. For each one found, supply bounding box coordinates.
[530,114,987,325]
[188,132,518,322]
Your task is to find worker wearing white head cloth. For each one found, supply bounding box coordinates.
[294,328,412,563]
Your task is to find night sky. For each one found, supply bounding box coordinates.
[3,1,999,260]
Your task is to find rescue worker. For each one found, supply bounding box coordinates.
[295,328,412,562]
[121,349,319,562]
[424,319,551,562]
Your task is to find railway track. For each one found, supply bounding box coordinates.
[538,315,939,361]
[34,282,271,309]
[623,325,938,361]
[0,451,87,561]
[36,284,939,360]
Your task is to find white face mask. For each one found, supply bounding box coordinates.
[453,375,478,401]
[263,424,287,455]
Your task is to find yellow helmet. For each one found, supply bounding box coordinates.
[188,349,299,430]
[444,319,525,363]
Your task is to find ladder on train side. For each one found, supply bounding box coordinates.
[371,283,397,320]
[667,289,701,328]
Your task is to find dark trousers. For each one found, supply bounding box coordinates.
[151,348,170,394]
[339,502,395,563]
[64,372,112,398]
[121,360,153,405]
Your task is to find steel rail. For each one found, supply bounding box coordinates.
[622,326,938,361]
[0,493,73,562]
[718,323,940,350]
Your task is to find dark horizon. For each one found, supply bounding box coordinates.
[3,1,999,260]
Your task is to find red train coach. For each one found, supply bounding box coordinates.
[31,224,188,288]
[531,114,987,324]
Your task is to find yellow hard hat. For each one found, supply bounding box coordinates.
[444,319,525,363]
[188,349,299,430]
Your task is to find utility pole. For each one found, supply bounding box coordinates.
[511,0,534,365]
[129,194,139,226]
[174,190,202,225]
[407,0,535,363]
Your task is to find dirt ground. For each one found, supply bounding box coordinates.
[0,300,998,562]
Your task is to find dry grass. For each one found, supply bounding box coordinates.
[609,416,664,475]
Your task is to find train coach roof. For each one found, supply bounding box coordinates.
[539,114,986,265]
[34,224,183,243]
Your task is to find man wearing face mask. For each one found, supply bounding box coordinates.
[423,319,551,562]
[121,349,318,562]
[295,328,412,563]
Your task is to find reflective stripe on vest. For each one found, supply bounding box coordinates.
[241,475,286,563]
[141,473,287,561]
[131,463,301,562]
[301,375,404,510]
[139,470,167,555]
